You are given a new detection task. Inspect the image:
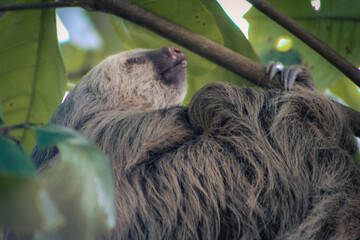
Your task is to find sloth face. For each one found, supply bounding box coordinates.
[82,47,188,112]
[124,47,187,87]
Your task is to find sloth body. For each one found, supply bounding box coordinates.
[32,47,360,239]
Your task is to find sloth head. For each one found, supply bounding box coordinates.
[72,46,187,113]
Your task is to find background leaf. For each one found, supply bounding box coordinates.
[112,0,260,104]
[0,0,67,153]
[328,77,360,112]
[59,10,126,86]
[245,0,360,110]
[0,136,63,235]
[35,125,116,239]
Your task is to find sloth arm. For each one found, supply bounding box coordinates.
[31,106,196,172]
[78,106,197,172]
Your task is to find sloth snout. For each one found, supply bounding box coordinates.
[164,46,187,62]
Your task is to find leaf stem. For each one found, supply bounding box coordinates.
[0,123,28,133]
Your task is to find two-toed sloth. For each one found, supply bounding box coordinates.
[31,47,360,239]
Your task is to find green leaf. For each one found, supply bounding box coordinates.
[0,0,67,153]
[0,136,36,176]
[328,76,360,112]
[0,0,13,6]
[0,136,36,177]
[36,125,115,239]
[183,0,260,104]
[60,43,89,84]
[35,124,79,148]
[0,136,63,235]
[112,0,260,104]
[245,0,360,92]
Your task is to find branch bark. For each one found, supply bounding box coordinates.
[0,2,71,11]
[0,123,28,145]
[3,0,360,137]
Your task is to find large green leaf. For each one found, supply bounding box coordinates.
[329,77,360,112]
[245,0,360,94]
[36,125,115,239]
[0,0,67,153]
[0,136,63,235]
[112,0,260,104]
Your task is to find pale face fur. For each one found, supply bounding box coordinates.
[46,47,187,130]
[82,49,187,112]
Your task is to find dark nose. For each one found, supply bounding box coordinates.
[163,46,187,60]
[146,46,187,75]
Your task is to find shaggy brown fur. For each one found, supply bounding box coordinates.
[31,47,360,239]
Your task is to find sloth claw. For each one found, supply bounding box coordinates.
[266,61,308,91]
[266,61,284,81]
[282,67,301,91]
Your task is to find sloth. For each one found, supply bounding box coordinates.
[30,46,360,239]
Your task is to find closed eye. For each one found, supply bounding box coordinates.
[126,57,146,64]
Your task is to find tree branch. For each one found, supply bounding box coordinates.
[0,123,28,133]
[0,2,71,12]
[247,0,360,88]
[0,123,28,145]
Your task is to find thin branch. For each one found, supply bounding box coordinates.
[294,16,360,21]
[0,123,27,134]
[0,2,71,12]
[247,0,360,88]
[0,123,28,145]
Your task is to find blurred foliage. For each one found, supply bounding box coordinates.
[35,125,115,239]
[245,0,360,110]
[0,135,63,235]
[0,0,360,238]
[0,0,66,153]
[329,76,360,112]
[0,103,115,239]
